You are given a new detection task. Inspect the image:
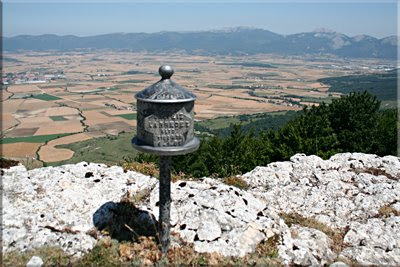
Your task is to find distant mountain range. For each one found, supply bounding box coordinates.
[3,27,398,59]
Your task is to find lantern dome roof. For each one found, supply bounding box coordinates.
[135,65,196,103]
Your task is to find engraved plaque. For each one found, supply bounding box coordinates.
[137,100,194,147]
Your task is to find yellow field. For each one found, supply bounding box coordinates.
[2,142,44,158]
[44,107,79,116]
[1,112,19,132]
[8,84,42,94]
[38,132,92,162]
[34,121,84,136]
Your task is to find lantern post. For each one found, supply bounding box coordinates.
[132,65,200,253]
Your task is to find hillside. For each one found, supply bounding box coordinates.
[318,69,397,106]
[2,153,400,266]
[3,27,397,59]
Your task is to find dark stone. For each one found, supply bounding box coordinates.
[194,234,199,241]
[85,172,94,178]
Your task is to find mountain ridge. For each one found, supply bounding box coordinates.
[3,27,397,59]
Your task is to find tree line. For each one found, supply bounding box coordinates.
[134,91,398,178]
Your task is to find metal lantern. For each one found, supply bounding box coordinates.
[132,65,200,253]
[132,65,200,156]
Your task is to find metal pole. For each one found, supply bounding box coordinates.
[159,155,171,254]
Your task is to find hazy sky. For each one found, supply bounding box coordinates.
[3,1,398,38]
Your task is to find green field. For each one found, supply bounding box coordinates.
[283,94,336,104]
[1,133,72,144]
[246,72,280,78]
[49,116,68,121]
[114,113,137,120]
[32,93,62,101]
[117,79,148,84]
[46,131,139,166]
[218,62,278,68]
[195,110,299,136]
[121,70,148,75]
[196,116,244,131]
[300,97,334,104]
[207,84,251,90]
[380,100,398,110]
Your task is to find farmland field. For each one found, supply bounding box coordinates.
[45,131,138,166]
[50,116,68,121]
[1,51,396,166]
[1,133,72,144]
[114,113,137,120]
[31,93,62,101]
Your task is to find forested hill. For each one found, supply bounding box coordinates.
[318,69,397,101]
[4,27,397,59]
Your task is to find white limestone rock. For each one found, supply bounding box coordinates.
[243,153,400,228]
[147,178,275,257]
[241,153,400,265]
[340,217,400,265]
[26,255,43,267]
[2,153,400,266]
[279,225,336,266]
[329,261,349,267]
[197,215,222,241]
[2,162,158,256]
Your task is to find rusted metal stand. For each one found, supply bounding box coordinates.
[159,156,171,254]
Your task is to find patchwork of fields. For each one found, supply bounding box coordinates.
[1,51,395,165]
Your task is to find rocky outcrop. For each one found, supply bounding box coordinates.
[2,153,400,265]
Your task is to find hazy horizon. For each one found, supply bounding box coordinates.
[3,26,398,39]
[3,2,397,38]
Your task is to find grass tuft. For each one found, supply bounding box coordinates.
[280,213,348,253]
[3,233,284,266]
[76,238,120,266]
[123,161,159,178]
[3,247,71,266]
[223,175,249,190]
[377,204,400,217]
[255,235,280,259]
